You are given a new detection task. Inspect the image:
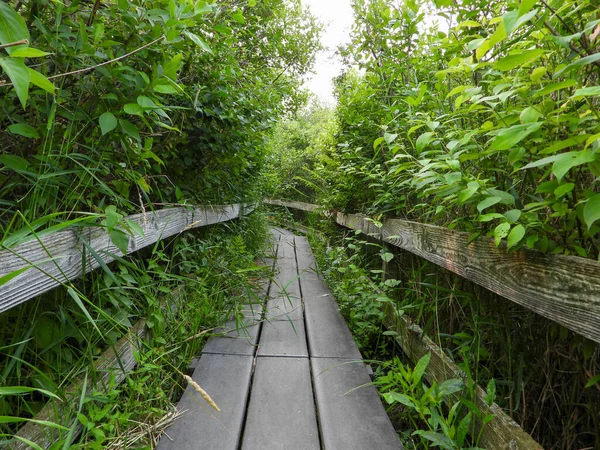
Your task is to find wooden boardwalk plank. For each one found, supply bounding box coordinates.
[311,358,401,450]
[201,320,260,356]
[241,357,320,450]
[265,296,303,321]
[157,353,253,450]
[257,319,308,357]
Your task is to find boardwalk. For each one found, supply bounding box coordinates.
[157,228,401,450]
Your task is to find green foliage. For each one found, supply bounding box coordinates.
[285,0,600,258]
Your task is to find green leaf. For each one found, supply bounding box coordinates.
[507,224,525,249]
[412,430,455,450]
[124,103,144,115]
[552,150,597,181]
[494,49,544,71]
[0,266,30,287]
[67,287,102,337]
[494,222,511,246]
[10,47,51,58]
[584,194,600,230]
[533,79,577,97]
[383,392,415,408]
[28,68,54,93]
[8,123,39,138]
[0,57,30,108]
[519,0,538,16]
[585,374,600,388]
[520,154,561,170]
[109,229,130,255]
[416,132,434,152]
[555,53,600,78]
[99,112,117,135]
[457,181,479,204]
[119,119,141,140]
[503,209,521,223]
[412,353,430,385]
[477,196,502,212]
[0,386,61,400]
[519,106,541,123]
[380,252,394,262]
[438,379,464,396]
[490,122,542,151]
[0,2,29,55]
[530,67,546,82]
[554,183,574,199]
[183,31,213,54]
[572,86,600,100]
[213,24,232,35]
[0,154,29,171]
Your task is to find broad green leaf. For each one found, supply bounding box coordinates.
[0,154,29,171]
[137,95,159,109]
[490,122,542,151]
[214,24,232,35]
[412,430,455,450]
[555,53,600,78]
[493,49,544,71]
[8,123,39,138]
[487,189,515,205]
[153,83,179,94]
[0,2,29,55]
[183,31,213,54]
[455,20,481,29]
[584,194,600,230]
[540,135,589,155]
[28,68,54,93]
[0,57,30,108]
[110,228,130,255]
[479,213,504,222]
[457,181,479,203]
[164,53,183,79]
[519,0,537,16]
[373,136,385,150]
[503,209,521,223]
[552,150,597,181]
[494,222,511,246]
[232,11,245,24]
[383,392,415,408]
[554,183,574,199]
[124,103,144,115]
[380,252,394,262]
[119,119,141,140]
[533,79,577,97]
[519,106,541,123]
[99,112,117,135]
[10,47,51,58]
[530,67,546,82]
[416,132,434,152]
[438,379,464,396]
[572,86,600,100]
[477,196,502,212]
[506,224,525,249]
[384,132,398,145]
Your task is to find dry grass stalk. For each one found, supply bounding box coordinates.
[183,374,220,411]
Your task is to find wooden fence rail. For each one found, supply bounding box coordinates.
[0,204,253,314]
[264,199,600,345]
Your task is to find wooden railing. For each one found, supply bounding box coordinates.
[2,204,253,449]
[0,204,253,313]
[263,198,600,450]
[265,199,600,345]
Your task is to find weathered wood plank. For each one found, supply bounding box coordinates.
[336,212,600,345]
[266,199,600,345]
[0,204,253,314]
[241,357,320,450]
[383,304,542,450]
[257,319,308,357]
[157,353,254,450]
[264,199,319,212]
[311,358,401,450]
[201,320,260,356]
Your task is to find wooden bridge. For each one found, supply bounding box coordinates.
[156,227,401,449]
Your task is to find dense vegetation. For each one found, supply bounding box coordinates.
[264,0,600,448]
[0,0,321,447]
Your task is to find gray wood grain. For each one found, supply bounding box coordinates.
[311,358,402,450]
[0,204,253,314]
[241,357,319,450]
[201,320,260,356]
[264,199,319,212]
[157,353,254,450]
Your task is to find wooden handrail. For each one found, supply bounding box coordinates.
[264,199,600,345]
[0,204,254,314]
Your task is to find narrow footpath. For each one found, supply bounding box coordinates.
[157,228,401,450]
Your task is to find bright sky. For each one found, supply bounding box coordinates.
[301,0,354,104]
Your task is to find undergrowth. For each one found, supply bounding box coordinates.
[0,211,271,448]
